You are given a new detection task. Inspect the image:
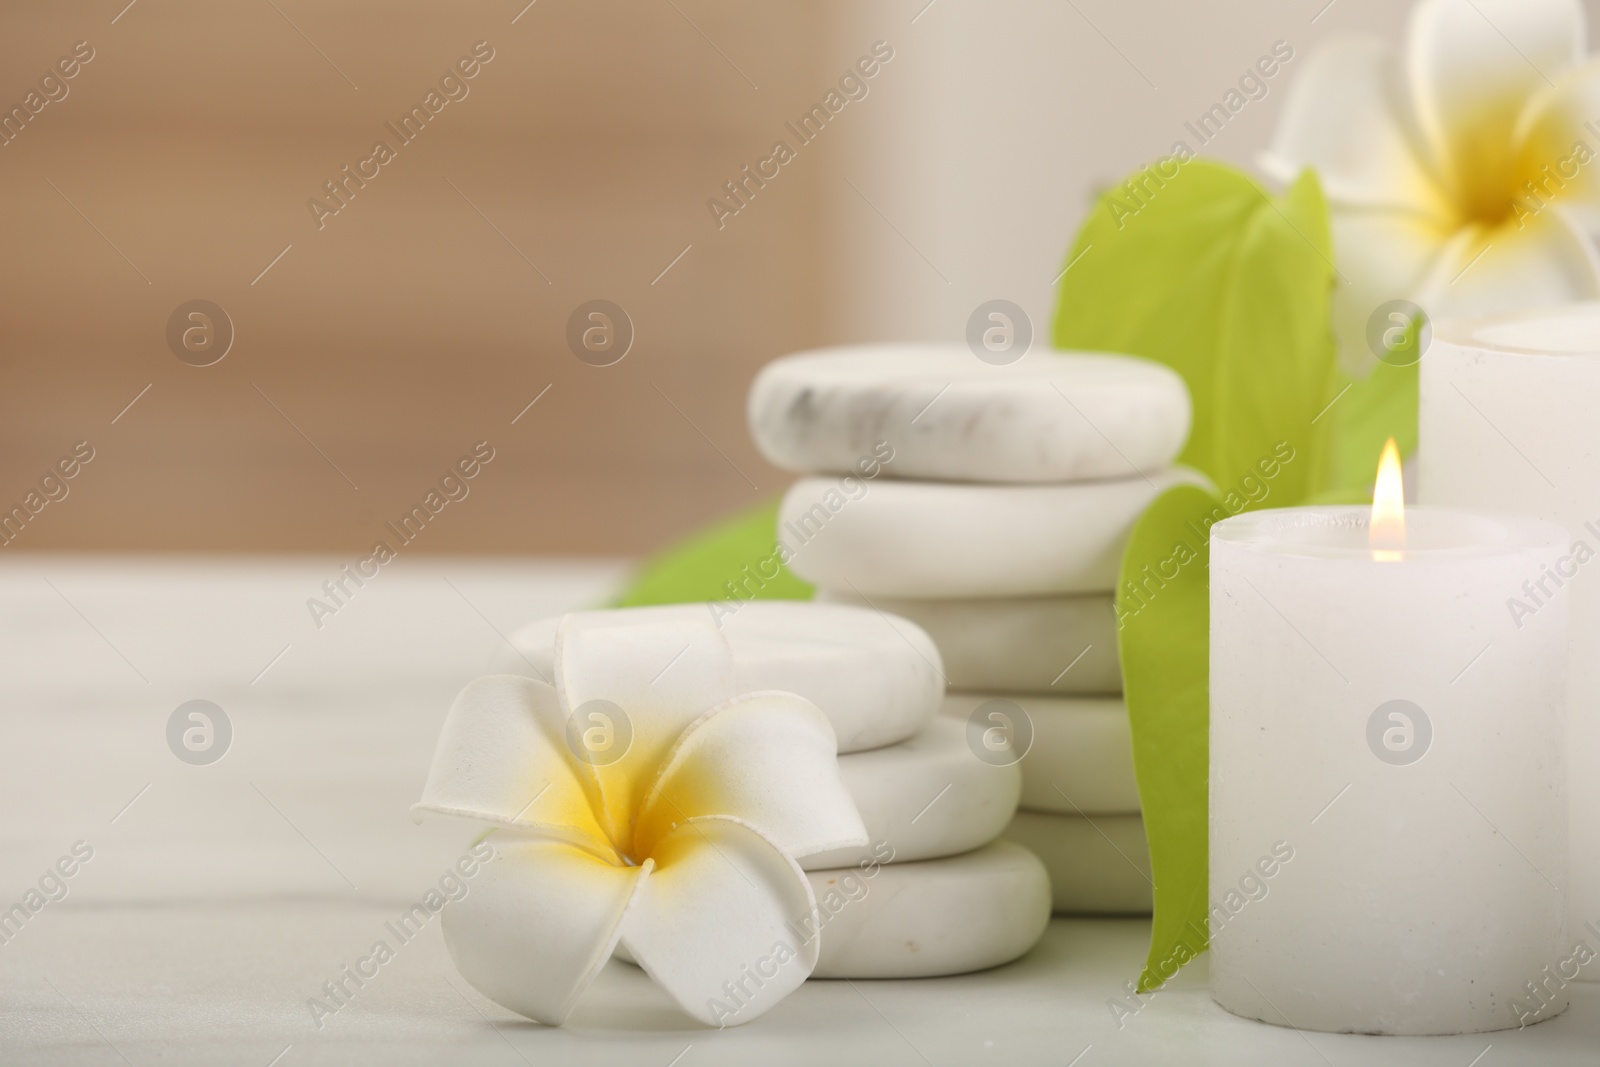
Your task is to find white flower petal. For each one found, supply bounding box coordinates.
[620,816,818,1028]
[555,613,738,844]
[1407,0,1584,211]
[1327,208,1457,374]
[1261,35,1446,216]
[634,691,869,862]
[1418,205,1600,317]
[1514,56,1600,228]
[411,675,612,855]
[441,832,649,1026]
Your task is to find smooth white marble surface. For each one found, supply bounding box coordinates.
[940,694,1140,815]
[810,716,1021,869]
[748,345,1191,484]
[820,591,1121,694]
[1002,812,1153,914]
[615,841,1052,981]
[782,469,1209,598]
[492,601,944,752]
[1,557,1595,1065]
[807,841,1051,979]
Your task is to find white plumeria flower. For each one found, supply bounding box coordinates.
[1263,0,1600,369]
[412,613,868,1027]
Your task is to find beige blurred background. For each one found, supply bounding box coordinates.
[0,0,1436,556]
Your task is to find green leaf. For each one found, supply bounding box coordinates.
[1324,359,1417,497]
[613,498,812,607]
[1053,160,1340,990]
[1115,484,1220,991]
[1053,160,1338,503]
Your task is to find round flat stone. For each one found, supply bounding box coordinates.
[819,591,1120,693]
[748,344,1191,483]
[807,841,1052,978]
[490,602,944,753]
[780,468,1207,598]
[1000,811,1150,914]
[803,716,1021,870]
[941,694,1138,814]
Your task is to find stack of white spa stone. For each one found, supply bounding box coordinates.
[495,601,1051,979]
[750,343,1199,915]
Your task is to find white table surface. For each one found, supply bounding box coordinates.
[0,556,1594,1066]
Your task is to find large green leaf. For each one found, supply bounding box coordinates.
[1325,359,1418,497]
[1116,484,1220,991]
[613,498,812,607]
[1054,160,1338,497]
[1053,160,1339,990]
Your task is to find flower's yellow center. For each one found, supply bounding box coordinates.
[1446,101,1588,232]
[575,743,722,868]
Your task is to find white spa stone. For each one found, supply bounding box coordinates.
[748,344,1191,484]
[941,694,1138,814]
[803,716,1021,870]
[820,591,1120,693]
[1000,811,1151,914]
[807,841,1053,979]
[614,842,1050,979]
[780,468,1209,598]
[490,602,943,753]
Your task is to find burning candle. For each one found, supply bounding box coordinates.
[1208,444,1571,1034]
[1421,304,1600,976]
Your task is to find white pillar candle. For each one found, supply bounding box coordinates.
[1421,305,1600,975]
[1209,502,1569,1034]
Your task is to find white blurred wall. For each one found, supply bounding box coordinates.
[819,0,1440,345]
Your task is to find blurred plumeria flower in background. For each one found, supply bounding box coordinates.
[412,614,867,1027]
[1262,0,1600,372]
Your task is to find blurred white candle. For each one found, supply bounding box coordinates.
[1422,305,1600,978]
[1210,457,1569,1034]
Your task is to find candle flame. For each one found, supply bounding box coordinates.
[1370,437,1405,562]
